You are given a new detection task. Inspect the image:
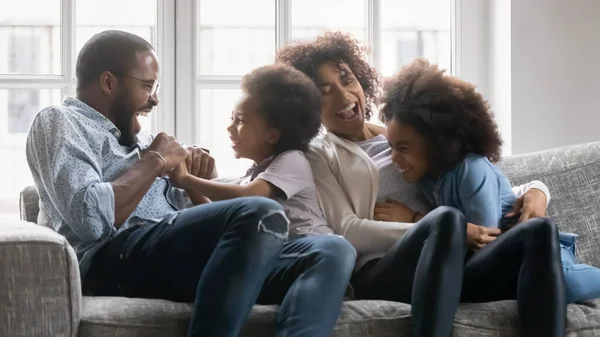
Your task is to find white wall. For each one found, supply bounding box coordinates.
[510,0,600,154]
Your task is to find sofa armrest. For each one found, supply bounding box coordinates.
[0,221,81,337]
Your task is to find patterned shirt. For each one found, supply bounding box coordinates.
[26,97,190,278]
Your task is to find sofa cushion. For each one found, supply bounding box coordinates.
[499,141,600,268]
[19,185,40,224]
[0,222,81,337]
[79,297,600,337]
[78,297,413,337]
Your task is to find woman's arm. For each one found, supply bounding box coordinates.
[511,180,550,205]
[307,148,414,254]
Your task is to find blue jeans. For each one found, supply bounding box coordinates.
[84,197,355,337]
[560,233,600,303]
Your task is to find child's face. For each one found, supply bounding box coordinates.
[386,118,430,183]
[227,94,280,163]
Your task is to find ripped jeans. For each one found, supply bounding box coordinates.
[84,197,355,337]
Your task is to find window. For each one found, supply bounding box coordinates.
[1,0,454,220]
[187,0,453,178]
[380,0,452,76]
[290,0,365,43]
[0,0,161,220]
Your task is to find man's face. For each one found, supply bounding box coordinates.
[110,49,160,147]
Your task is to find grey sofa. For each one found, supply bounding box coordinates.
[3,141,600,337]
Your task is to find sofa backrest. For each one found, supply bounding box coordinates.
[20,141,600,266]
[499,141,600,268]
[20,185,39,224]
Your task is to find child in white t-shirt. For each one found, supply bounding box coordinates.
[169,63,332,238]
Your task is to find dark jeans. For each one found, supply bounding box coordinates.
[352,206,466,337]
[84,197,355,337]
[461,217,566,337]
[352,208,566,337]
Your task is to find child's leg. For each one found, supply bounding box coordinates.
[561,247,600,303]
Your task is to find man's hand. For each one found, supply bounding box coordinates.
[374,199,416,223]
[466,223,502,250]
[185,146,217,179]
[505,188,548,224]
[146,132,187,173]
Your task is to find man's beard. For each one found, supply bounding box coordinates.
[111,90,138,147]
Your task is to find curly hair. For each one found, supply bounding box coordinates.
[276,31,379,120]
[379,59,503,170]
[241,63,322,154]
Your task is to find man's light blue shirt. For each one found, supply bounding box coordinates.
[26,97,190,278]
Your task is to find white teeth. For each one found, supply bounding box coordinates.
[399,167,412,173]
[338,102,356,113]
[138,111,149,117]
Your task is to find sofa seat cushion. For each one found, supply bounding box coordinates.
[78,297,413,337]
[79,296,600,337]
[454,299,600,336]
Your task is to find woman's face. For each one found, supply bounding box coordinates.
[386,118,430,183]
[316,62,366,139]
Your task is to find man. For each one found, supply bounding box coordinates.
[26,30,355,337]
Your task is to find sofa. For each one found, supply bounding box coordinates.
[3,141,600,337]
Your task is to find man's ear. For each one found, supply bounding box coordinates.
[99,71,118,96]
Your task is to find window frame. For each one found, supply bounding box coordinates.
[175,0,459,147]
[0,0,175,136]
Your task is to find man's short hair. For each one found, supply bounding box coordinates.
[75,30,154,91]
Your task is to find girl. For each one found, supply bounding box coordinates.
[380,58,600,307]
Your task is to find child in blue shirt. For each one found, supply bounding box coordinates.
[379,58,600,304]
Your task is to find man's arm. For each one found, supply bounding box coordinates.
[27,110,186,238]
[111,152,165,226]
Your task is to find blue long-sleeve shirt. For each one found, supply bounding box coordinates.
[419,153,577,250]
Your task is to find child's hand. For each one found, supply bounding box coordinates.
[466,223,501,250]
[374,199,416,223]
[168,160,191,188]
[185,146,217,179]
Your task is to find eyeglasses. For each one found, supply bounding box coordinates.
[119,75,161,96]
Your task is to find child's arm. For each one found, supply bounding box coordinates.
[452,158,508,228]
[178,175,276,201]
[170,150,307,202]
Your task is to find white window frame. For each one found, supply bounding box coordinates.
[175,0,461,146]
[0,0,176,135]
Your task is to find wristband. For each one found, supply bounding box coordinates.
[148,151,167,176]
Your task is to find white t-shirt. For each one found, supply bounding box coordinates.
[226,150,333,238]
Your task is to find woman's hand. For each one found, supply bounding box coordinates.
[374,199,417,223]
[504,188,548,224]
[466,223,502,250]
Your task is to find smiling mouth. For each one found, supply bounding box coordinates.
[399,167,412,173]
[137,110,152,117]
[335,102,359,121]
[230,138,241,147]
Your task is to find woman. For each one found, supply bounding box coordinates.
[276,32,564,337]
